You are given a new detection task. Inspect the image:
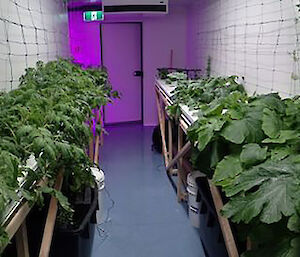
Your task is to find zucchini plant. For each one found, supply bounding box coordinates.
[0,59,118,250]
[166,72,300,257]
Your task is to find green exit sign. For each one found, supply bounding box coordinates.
[83,11,104,22]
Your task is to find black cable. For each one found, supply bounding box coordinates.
[95,186,115,248]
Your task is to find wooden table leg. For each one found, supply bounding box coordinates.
[168,119,174,175]
[155,90,169,167]
[100,107,104,147]
[39,171,64,257]
[209,181,239,257]
[177,125,184,202]
[89,138,94,162]
[15,222,29,257]
[166,141,191,172]
[94,135,100,165]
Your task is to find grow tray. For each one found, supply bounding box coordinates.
[1,155,38,228]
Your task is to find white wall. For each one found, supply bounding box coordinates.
[187,0,300,97]
[143,5,187,125]
[0,0,69,91]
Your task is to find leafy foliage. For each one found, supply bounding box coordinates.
[164,72,300,256]
[0,59,118,249]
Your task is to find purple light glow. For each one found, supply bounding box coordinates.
[68,1,103,67]
[68,3,188,126]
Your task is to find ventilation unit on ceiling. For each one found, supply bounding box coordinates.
[102,0,168,14]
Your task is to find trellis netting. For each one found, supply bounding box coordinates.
[187,0,300,97]
[0,0,69,91]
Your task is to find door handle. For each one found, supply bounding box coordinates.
[134,71,143,77]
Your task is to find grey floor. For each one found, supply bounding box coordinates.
[91,125,206,257]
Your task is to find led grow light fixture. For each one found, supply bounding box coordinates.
[83,10,104,21]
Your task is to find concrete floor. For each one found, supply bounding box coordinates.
[91,124,206,257]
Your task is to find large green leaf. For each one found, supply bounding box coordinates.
[221,109,264,144]
[222,159,300,224]
[250,93,286,113]
[197,129,214,152]
[240,143,267,166]
[222,177,297,224]
[262,108,283,138]
[213,155,242,185]
[195,117,225,151]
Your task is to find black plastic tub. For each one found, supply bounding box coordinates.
[50,186,98,257]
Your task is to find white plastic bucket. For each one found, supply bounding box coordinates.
[187,186,201,228]
[187,171,203,228]
[91,167,105,224]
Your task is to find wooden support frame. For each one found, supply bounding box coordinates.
[5,203,31,242]
[2,178,48,256]
[166,141,192,172]
[155,89,169,167]
[99,107,105,147]
[94,134,100,165]
[168,118,173,174]
[39,170,64,257]
[15,223,29,257]
[209,181,239,257]
[176,125,184,202]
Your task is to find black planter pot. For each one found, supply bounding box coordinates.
[50,186,98,257]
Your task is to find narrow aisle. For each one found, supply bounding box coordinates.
[92,125,206,257]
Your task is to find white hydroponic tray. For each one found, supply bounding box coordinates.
[1,155,38,226]
[156,79,198,126]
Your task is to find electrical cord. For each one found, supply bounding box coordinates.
[95,185,115,248]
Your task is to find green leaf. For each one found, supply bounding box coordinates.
[194,117,225,152]
[242,236,300,257]
[210,140,225,168]
[263,130,300,144]
[240,143,267,166]
[0,226,9,251]
[262,108,283,138]
[288,214,300,233]
[250,93,285,113]
[240,220,300,257]
[222,159,300,224]
[43,144,57,161]
[213,155,243,185]
[222,176,296,224]
[40,186,73,213]
[54,191,74,213]
[270,146,296,161]
[16,125,35,138]
[197,129,214,151]
[221,109,264,144]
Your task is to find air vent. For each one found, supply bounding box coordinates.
[102,0,168,14]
